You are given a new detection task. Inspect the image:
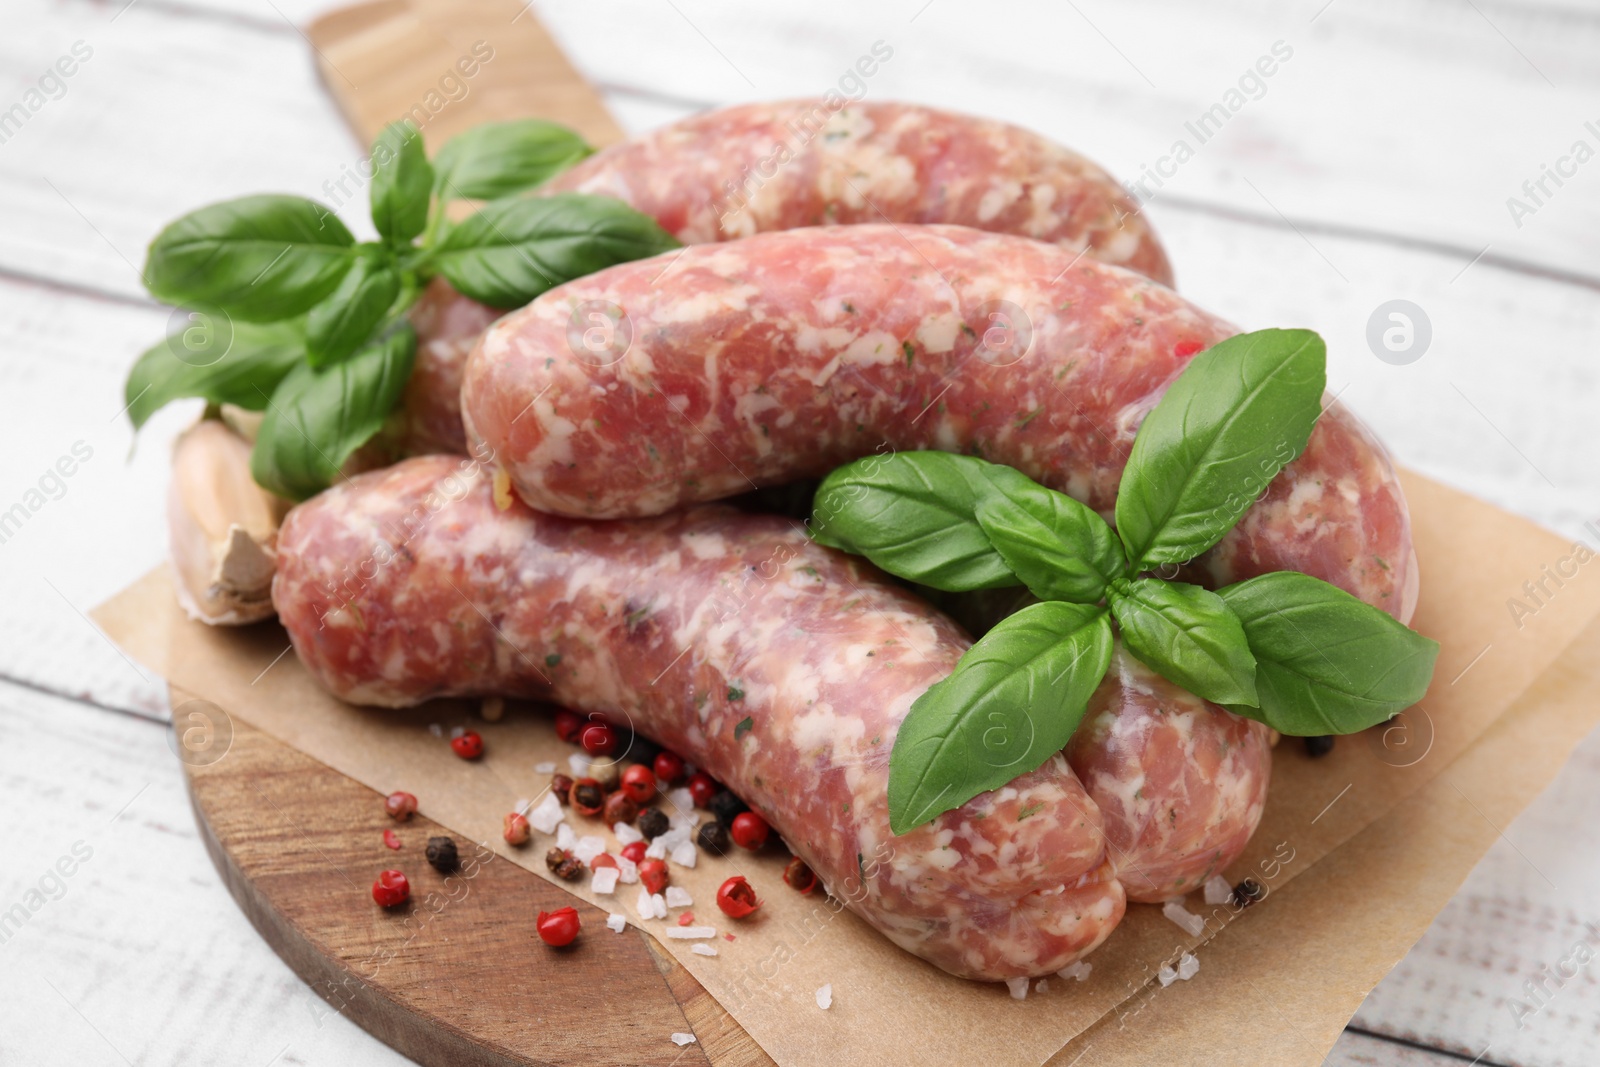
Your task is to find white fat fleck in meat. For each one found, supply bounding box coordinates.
[916,312,961,354]
[976,180,1023,222]
[1285,478,1329,534]
[840,330,903,368]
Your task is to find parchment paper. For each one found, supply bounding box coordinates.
[95,469,1600,1066]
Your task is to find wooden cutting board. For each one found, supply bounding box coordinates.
[182,3,770,1064]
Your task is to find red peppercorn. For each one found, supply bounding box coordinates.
[621,841,648,865]
[382,829,401,851]
[450,730,483,759]
[536,906,580,947]
[550,773,574,804]
[503,812,531,846]
[638,858,669,895]
[384,791,418,820]
[590,853,618,871]
[372,869,409,907]
[620,764,656,804]
[677,911,695,927]
[715,876,760,919]
[553,710,584,744]
[569,777,604,817]
[653,750,686,785]
[686,771,717,808]
[602,791,639,826]
[783,857,817,894]
[730,811,770,850]
[580,722,616,756]
[1174,338,1204,358]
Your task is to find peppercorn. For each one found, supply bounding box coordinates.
[384,791,418,821]
[1232,879,1265,908]
[551,773,574,804]
[715,875,760,919]
[653,750,686,785]
[628,735,662,770]
[620,763,657,804]
[569,777,605,817]
[637,807,670,840]
[425,836,459,874]
[686,771,717,808]
[638,858,670,895]
[1304,735,1335,758]
[581,722,617,756]
[536,906,580,947]
[590,853,619,871]
[584,756,622,793]
[621,840,648,865]
[730,811,770,851]
[545,847,583,881]
[450,730,484,759]
[503,812,531,846]
[783,857,817,895]
[372,869,409,907]
[602,791,640,826]
[697,820,730,856]
[707,789,749,829]
[382,829,402,851]
[553,710,584,744]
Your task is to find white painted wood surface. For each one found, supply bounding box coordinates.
[0,1,1596,1064]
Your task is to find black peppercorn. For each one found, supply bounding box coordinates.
[638,807,670,841]
[1303,735,1335,758]
[545,847,583,881]
[1232,879,1265,908]
[697,820,730,855]
[425,836,459,874]
[707,789,749,829]
[628,735,663,769]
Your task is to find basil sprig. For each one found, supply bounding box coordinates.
[130,117,678,500]
[809,328,1439,834]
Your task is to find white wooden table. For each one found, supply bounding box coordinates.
[1,1,1596,1063]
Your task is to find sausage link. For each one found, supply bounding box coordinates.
[462,224,1417,621]
[274,456,1128,980]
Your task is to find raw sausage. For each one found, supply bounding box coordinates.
[399,99,1173,456]
[273,456,1269,979]
[462,224,1418,622]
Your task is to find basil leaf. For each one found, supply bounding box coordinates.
[1218,572,1439,735]
[430,193,679,308]
[144,195,357,322]
[124,318,305,431]
[1107,578,1258,707]
[251,324,416,500]
[975,483,1124,603]
[433,119,593,202]
[888,601,1113,834]
[1115,328,1326,569]
[304,250,400,366]
[369,120,433,244]
[810,452,1034,591]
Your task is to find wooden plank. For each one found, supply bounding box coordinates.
[0,683,411,1065]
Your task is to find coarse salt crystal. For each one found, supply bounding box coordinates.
[660,824,693,849]
[670,1033,696,1047]
[635,887,657,919]
[1056,962,1091,982]
[691,944,718,957]
[668,809,697,832]
[1035,979,1049,994]
[617,856,639,884]
[428,723,443,737]
[666,787,695,816]
[1177,952,1200,980]
[651,893,668,919]
[815,984,832,1010]
[555,823,577,850]
[450,725,465,739]
[528,792,564,835]
[1005,977,1030,1000]
[1203,875,1233,906]
[572,835,607,864]
[665,925,717,939]
[614,821,644,846]
[1158,965,1177,988]
[1162,900,1206,937]
[669,841,698,869]
[644,838,669,860]
[567,753,590,776]
[534,761,556,774]
[606,913,627,933]
[664,886,693,908]
[591,867,619,895]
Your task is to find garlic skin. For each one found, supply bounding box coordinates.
[168,419,286,625]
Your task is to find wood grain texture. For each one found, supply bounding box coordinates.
[177,683,730,1067]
